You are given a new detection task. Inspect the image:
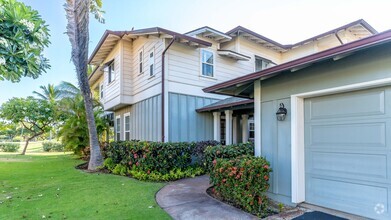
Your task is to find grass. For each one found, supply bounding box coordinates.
[0,154,171,220]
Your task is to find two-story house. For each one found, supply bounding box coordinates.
[88,19,376,144]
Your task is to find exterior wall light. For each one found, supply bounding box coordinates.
[276,103,287,121]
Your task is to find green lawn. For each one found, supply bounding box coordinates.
[0,154,171,220]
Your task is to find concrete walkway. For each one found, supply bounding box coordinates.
[156,175,258,220]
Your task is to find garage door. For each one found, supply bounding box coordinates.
[304,87,391,219]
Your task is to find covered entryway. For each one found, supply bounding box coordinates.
[196,97,254,144]
[304,87,391,219]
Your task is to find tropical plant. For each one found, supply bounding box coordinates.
[64,0,105,170]
[0,97,56,154]
[58,93,108,156]
[33,84,60,104]
[0,122,20,141]
[0,0,50,82]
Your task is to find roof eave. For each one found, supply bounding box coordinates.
[204,30,391,95]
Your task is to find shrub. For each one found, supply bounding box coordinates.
[204,142,254,172]
[210,156,272,217]
[103,140,221,181]
[0,143,20,152]
[129,166,204,182]
[42,142,65,152]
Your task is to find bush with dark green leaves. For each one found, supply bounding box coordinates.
[210,156,272,217]
[103,140,219,181]
[42,141,64,152]
[0,143,19,152]
[204,142,254,172]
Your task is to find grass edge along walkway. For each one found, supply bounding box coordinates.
[0,154,170,220]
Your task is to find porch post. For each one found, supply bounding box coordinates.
[241,114,249,143]
[213,112,221,142]
[225,110,233,145]
[254,79,262,156]
[232,116,237,144]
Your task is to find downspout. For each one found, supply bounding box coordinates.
[161,36,176,142]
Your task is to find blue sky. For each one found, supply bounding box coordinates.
[1,0,390,104]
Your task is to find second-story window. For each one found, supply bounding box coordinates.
[99,83,104,100]
[201,49,214,77]
[149,50,154,76]
[108,61,115,83]
[255,56,271,72]
[139,50,143,74]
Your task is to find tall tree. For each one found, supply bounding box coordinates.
[0,0,50,82]
[64,0,105,170]
[33,84,60,103]
[0,97,56,155]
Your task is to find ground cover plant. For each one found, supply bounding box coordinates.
[0,154,170,219]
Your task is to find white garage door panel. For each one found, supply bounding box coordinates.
[307,178,388,216]
[310,152,387,180]
[309,89,385,120]
[310,122,387,148]
[305,87,391,219]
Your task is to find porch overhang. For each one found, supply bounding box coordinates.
[196,97,254,112]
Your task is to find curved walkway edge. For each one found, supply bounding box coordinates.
[156,175,258,220]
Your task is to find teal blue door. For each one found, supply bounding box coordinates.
[304,87,391,219]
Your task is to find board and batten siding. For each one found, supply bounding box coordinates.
[168,92,219,142]
[258,43,391,206]
[114,95,162,141]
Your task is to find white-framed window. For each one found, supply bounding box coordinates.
[149,49,155,76]
[248,119,255,140]
[254,56,272,72]
[115,115,121,141]
[107,61,115,84]
[124,113,130,141]
[201,49,214,77]
[99,83,104,100]
[139,49,143,74]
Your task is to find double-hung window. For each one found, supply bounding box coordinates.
[149,49,154,76]
[115,116,121,141]
[108,61,115,83]
[201,49,214,77]
[124,113,130,141]
[139,50,143,74]
[99,83,104,100]
[255,56,271,72]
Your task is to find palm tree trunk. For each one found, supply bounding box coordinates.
[65,0,103,170]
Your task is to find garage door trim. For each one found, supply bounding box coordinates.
[290,77,391,204]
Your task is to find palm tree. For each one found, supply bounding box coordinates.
[64,0,105,170]
[33,84,60,104]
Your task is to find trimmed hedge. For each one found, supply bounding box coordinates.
[210,156,272,217]
[0,143,19,152]
[204,142,254,172]
[42,142,65,152]
[103,140,219,181]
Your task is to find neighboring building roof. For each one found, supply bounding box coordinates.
[203,29,391,97]
[196,97,254,112]
[88,27,212,65]
[225,19,377,52]
[185,26,232,42]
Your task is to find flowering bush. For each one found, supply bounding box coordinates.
[0,0,50,82]
[203,143,254,172]
[210,156,272,217]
